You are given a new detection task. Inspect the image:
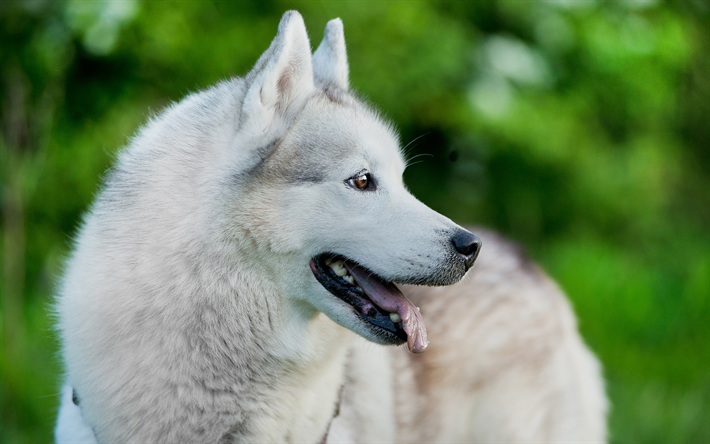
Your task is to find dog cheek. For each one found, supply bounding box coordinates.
[279,187,345,250]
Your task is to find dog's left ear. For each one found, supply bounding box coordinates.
[242,11,314,125]
[313,19,349,90]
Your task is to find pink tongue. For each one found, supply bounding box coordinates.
[344,262,428,353]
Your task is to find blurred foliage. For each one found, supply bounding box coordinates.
[1,0,708,442]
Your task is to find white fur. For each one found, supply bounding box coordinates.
[55,386,97,444]
[313,19,349,90]
[56,11,606,443]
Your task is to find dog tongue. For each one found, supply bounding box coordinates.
[344,262,428,353]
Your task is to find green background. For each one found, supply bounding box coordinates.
[1,1,708,442]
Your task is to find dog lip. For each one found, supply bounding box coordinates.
[310,254,408,345]
[344,261,428,353]
[310,254,428,352]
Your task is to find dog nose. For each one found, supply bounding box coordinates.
[451,229,482,270]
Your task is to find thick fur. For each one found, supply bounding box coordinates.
[55,11,607,443]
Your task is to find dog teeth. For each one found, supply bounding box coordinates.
[331,260,347,277]
[389,313,401,323]
[325,258,358,285]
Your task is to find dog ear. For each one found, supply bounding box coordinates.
[242,11,314,122]
[312,19,349,90]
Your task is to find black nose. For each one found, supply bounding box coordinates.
[451,229,482,270]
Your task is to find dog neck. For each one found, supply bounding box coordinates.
[186,262,352,441]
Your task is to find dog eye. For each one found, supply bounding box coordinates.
[347,173,374,190]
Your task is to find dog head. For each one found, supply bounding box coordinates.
[225,12,481,352]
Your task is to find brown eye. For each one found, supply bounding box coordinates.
[347,173,374,190]
[349,174,368,189]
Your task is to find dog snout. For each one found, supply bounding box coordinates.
[451,229,482,270]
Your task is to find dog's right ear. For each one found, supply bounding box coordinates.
[312,19,349,90]
[241,11,314,129]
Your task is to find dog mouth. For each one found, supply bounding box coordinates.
[309,254,428,353]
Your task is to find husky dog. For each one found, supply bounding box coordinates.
[55,11,607,443]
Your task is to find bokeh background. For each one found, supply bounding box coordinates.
[1,0,708,442]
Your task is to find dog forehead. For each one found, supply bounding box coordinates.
[284,96,404,173]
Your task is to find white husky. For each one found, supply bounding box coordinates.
[55,11,607,443]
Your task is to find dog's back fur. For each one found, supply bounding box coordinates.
[55,12,607,443]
